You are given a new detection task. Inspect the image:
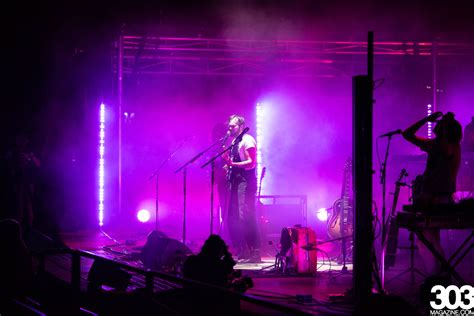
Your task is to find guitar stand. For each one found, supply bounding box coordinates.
[260,253,286,274]
[329,265,352,278]
[386,231,425,285]
[304,235,353,277]
[330,237,353,278]
[334,243,353,264]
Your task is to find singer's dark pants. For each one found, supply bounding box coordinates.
[228,170,259,253]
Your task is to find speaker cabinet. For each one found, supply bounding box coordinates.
[280,226,317,274]
[140,231,192,272]
[257,195,307,245]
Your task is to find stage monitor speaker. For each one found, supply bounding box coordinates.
[87,259,132,292]
[140,231,193,272]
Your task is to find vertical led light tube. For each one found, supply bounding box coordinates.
[256,103,263,192]
[99,103,105,226]
[427,104,433,139]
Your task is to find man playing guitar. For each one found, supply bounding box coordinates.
[223,114,261,263]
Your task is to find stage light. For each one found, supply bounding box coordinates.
[98,103,105,227]
[427,104,433,139]
[316,208,328,221]
[124,112,135,124]
[137,209,151,223]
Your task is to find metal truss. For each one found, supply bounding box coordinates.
[117,36,474,77]
[113,35,474,216]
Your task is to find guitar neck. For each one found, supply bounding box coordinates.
[342,172,351,206]
[390,186,401,217]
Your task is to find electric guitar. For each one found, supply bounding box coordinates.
[327,158,353,239]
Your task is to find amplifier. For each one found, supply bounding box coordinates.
[257,195,307,239]
[280,226,317,274]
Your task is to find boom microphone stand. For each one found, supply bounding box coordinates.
[296,236,352,276]
[200,141,234,232]
[148,140,187,232]
[175,136,228,243]
[201,127,249,235]
[378,130,399,289]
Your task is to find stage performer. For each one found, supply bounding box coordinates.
[402,111,462,275]
[223,114,261,263]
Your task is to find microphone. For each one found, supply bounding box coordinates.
[379,129,402,138]
[221,130,231,143]
[261,166,266,179]
[234,127,249,143]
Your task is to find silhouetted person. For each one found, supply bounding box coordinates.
[0,219,35,299]
[183,234,236,288]
[402,111,462,275]
[4,134,41,230]
[182,234,251,315]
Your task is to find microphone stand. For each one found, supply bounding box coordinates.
[379,133,394,290]
[200,129,247,236]
[200,138,234,235]
[175,137,227,244]
[148,141,186,232]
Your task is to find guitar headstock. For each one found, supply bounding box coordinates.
[394,169,409,188]
[397,168,408,182]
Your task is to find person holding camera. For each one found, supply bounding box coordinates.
[183,234,253,291]
[182,234,252,315]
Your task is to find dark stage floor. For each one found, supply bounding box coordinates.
[38,228,473,315]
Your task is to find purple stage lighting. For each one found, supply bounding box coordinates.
[316,208,329,222]
[137,209,151,223]
[427,104,433,139]
[98,103,105,226]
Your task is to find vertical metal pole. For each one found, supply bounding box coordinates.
[118,30,123,216]
[352,31,374,304]
[155,175,159,231]
[183,168,187,244]
[71,251,81,296]
[410,233,416,284]
[145,271,154,295]
[432,39,438,114]
[210,161,215,235]
[71,251,81,311]
[303,196,308,227]
[368,32,374,85]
